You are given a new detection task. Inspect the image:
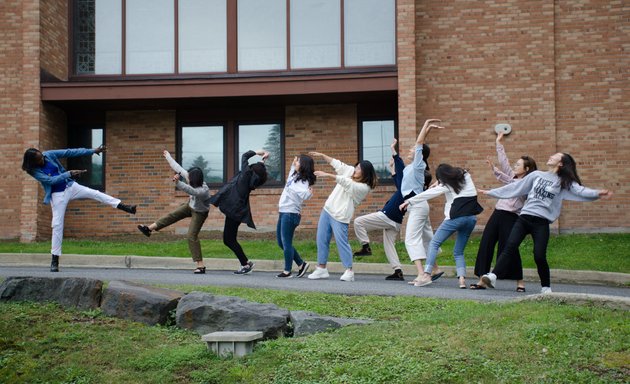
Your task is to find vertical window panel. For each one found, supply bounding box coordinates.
[237,0,287,71]
[181,126,225,183]
[178,0,227,73]
[344,0,395,67]
[95,0,122,74]
[126,0,174,74]
[238,123,282,182]
[290,0,340,69]
[361,120,395,180]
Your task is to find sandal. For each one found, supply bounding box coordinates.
[516,286,526,292]
[408,279,420,285]
[193,266,206,274]
[470,283,486,290]
[431,271,445,281]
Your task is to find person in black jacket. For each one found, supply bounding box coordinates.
[209,149,269,274]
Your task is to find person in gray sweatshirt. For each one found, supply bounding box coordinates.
[137,150,211,274]
[478,152,612,293]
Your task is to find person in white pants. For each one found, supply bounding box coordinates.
[22,147,137,272]
[400,119,444,284]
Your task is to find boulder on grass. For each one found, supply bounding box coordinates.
[176,291,290,340]
[290,310,373,337]
[0,276,102,310]
[101,280,184,325]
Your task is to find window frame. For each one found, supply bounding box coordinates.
[176,122,228,188]
[67,125,106,191]
[358,116,398,184]
[69,0,397,78]
[235,120,285,187]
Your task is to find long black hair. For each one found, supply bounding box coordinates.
[294,154,316,186]
[354,160,378,189]
[558,153,581,190]
[422,144,432,190]
[435,163,466,194]
[249,162,268,189]
[187,167,204,188]
[22,148,42,175]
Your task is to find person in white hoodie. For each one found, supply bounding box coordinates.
[137,150,211,274]
[479,152,612,293]
[400,164,484,288]
[307,152,377,282]
[276,154,316,278]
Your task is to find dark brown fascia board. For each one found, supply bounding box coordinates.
[41,72,398,101]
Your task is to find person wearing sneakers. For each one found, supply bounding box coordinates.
[22,147,137,272]
[470,132,537,292]
[137,150,211,274]
[307,152,377,282]
[352,139,407,281]
[400,164,484,288]
[209,150,269,275]
[275,154,316,278]
[479,152,612,294]
[400,119,444,285]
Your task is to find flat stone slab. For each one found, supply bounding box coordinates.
[202,331,264,358]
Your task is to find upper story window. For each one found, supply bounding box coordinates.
[73,0,396,76]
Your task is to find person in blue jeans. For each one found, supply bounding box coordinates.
[276,155,317,278]
[400,164,483,288]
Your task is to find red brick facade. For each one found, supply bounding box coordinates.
[0,0,627,242]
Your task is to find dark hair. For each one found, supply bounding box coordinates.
[354,160,378,189]
[520,155,538,176]
[187,167,204,188]
[558,153,581,190]
[422,144,432,190]
[435,163,466,194]
[250,162,268,189]
[22,148,42,174]
[294,154,316,186]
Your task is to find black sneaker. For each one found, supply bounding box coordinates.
[276,272,292,278]
[353,244,372,257]
[385,269,404,281]
[296,262,310,278]
[137,225,151,237]
[234,261,255,275]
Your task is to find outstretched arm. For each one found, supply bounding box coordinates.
[309,151,333,164]
[163,150,188,180]
[416,119,444,145]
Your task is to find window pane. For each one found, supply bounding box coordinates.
[238,0,286,71]
[181,126,224,183]
[344,0,395,67]
[126,0,174,74]
[89,129,104,186]
[290,0,340,69]
[95,0,122,74]
[179,0,227,73]
[238,124,282,182]
[362,120,395,179]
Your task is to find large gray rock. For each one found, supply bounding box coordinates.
[101,280,184,325]
[290,310,373,337]
[0,276,102,310]
[176,291,290,340]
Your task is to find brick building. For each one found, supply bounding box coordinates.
[1,0,628,242]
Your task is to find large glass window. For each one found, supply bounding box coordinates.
[178,0,227,73]
[344,0,396,67]
[126,0,174,74]
[238,123,283,183]
[237,0,287,71]
[180,126,225,184]
[94,0,122,74]
[361,119,396,180]
[68,128,105,190]
[290,0,340,69]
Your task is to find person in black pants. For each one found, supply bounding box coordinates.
[471,132,537,291]
[209,150,269,274]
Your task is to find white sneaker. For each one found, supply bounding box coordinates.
[540,287,552,294]
[307,267,330,280]
[481,273,497,288]
[340,270,355,282]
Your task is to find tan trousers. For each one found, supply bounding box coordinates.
[155,203,209,262]
[353,211,402,270]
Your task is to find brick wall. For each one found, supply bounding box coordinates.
[40,0,68,80]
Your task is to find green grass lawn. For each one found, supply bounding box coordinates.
[1,233,629,273]
[1,285,628,383]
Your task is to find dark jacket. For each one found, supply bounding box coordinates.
[208,150,266,229]
[381,154,406,224]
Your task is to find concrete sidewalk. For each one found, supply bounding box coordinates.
[1,253,628,287]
